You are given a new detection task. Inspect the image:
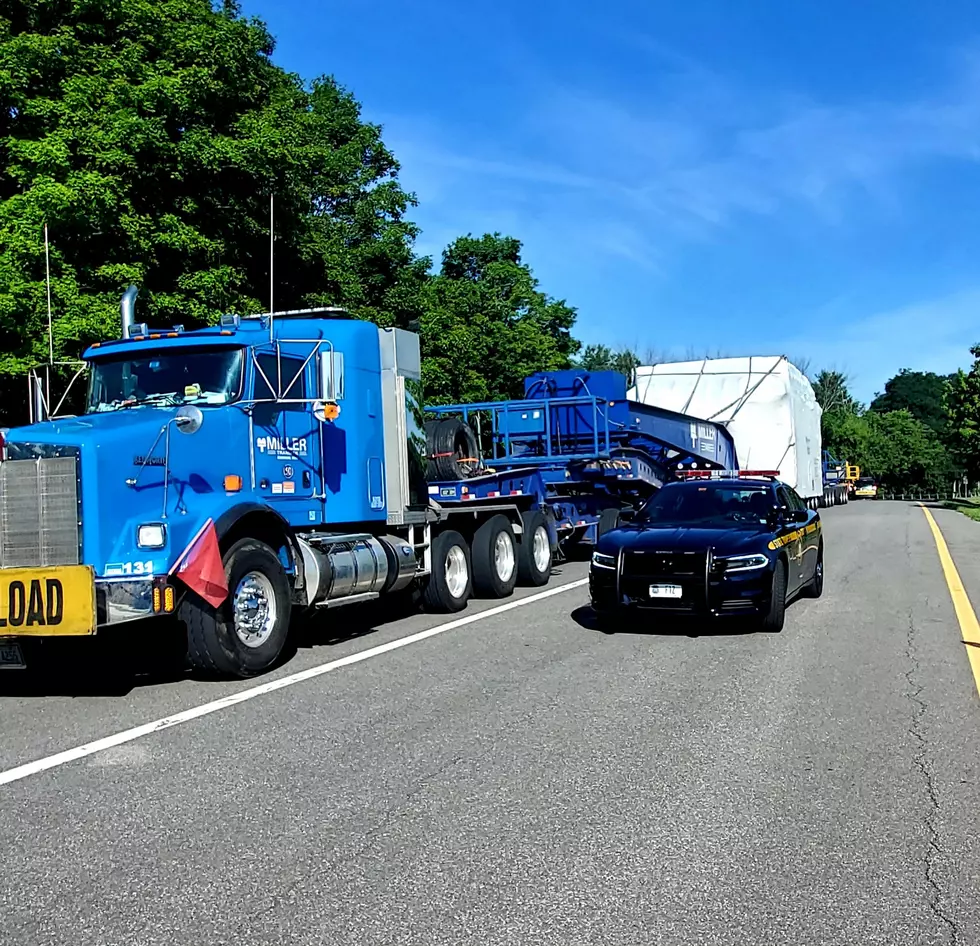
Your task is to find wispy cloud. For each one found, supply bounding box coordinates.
[784,289,980,402]
[377,34,980,396]
[385,40,980,266]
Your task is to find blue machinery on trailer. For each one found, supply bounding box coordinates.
[426,369,739,547]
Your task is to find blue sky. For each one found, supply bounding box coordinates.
[249,0,980,404]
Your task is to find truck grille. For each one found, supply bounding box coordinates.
[0,455,81,567]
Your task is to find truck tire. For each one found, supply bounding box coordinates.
[420,529,472,613]
[425,418,480,481]
[517,509,552,587]
[471,515,518,598]
[597,508,621,538]
[180,538,292,678]
[760,559,787,633]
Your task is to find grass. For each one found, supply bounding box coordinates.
[943,497,980,522]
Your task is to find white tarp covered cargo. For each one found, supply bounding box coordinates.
[628,356,824,499]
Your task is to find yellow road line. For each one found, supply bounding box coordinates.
[920,505,980,698]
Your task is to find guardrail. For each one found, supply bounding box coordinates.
[879,491,980,502]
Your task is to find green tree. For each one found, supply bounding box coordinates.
[824,406,952,492]
[0,0,426,400]
[871,369,954,434]
[862,410,952,491]
[812,370,860,415]
[945,345,980,483]
[576,343,640,386]
[420,233,580,404]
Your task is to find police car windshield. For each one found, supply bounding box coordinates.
[638,484,773,527]
[87,347,244,413]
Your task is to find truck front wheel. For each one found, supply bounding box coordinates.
[180,538,293,678]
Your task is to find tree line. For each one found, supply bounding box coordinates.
[0,0,576,420]
[812,359,980,496]
[2,0,979,496]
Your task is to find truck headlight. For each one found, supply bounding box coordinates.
[137,523,167,549]
[719,552,769,572]
[591,551,616,569]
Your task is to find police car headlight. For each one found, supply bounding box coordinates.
[591,551,616,569]
[720,553,769,572]
[137,523,166,549]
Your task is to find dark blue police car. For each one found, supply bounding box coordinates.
[589,471,823,632]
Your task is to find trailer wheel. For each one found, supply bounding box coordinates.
[517,510,552,587]
[180,538,292,678]
[597,508,621,539]
[472,515,518,598]
[420,530,472,613]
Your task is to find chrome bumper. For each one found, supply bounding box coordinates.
[97,580,160,626]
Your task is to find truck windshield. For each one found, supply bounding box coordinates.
[638,485,773,526]
[86,347,244,413]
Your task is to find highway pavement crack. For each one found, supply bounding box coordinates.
[905,608,960,946]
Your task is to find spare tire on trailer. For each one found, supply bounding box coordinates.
[425,417,480,481]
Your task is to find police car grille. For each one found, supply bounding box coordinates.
[0,456,81,568]
[621,550,705,578]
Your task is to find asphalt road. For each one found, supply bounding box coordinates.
[2,500,980,945]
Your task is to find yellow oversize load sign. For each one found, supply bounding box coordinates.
[0,565,97,636]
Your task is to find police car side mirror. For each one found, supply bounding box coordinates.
[787,509,808,523]
[619,508,636,522]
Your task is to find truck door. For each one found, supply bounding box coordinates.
[252,351,323,527]
[775,485,806,595]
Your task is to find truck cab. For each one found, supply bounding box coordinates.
[0,291,438,676]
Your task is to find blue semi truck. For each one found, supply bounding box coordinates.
[0,288,736,677]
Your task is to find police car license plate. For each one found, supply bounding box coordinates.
[0,640,26,669]
[649,583,683,599]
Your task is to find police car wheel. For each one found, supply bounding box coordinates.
[802,542,824,599]
[181,538,292,678]
[760,559,787,633]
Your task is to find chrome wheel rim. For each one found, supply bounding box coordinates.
[494,530,516,583]
[445,545,468,599]
[532,525,551,573]
[233,570,278,648]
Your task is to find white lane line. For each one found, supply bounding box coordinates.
[0,577,589,788]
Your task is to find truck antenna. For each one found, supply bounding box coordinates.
[44,222,53,365]
[269,193,274,343]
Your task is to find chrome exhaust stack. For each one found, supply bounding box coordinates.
[120,284,139,339]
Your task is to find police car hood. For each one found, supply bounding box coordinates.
[615,523,769,553]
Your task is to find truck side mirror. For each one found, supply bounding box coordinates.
[174,405,203,435]
[320,350,345,401]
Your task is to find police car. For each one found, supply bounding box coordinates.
[589,471,823,632]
